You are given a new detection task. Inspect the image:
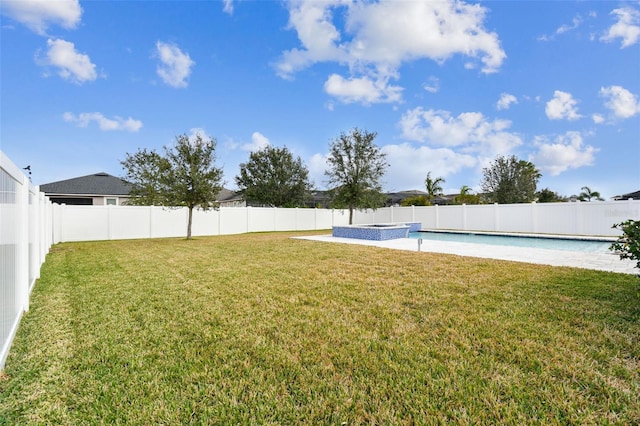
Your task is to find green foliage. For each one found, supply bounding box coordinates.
[536,188,567,203]
[610,219,640,271]
[578,186,604,201]
[453,185,481,205]
[325,128,388,224]
[121,133,223,238]
[236,145,312,207]
[481,155,541,204]
[120,148,170,206]
[425,172,445,199]
[454,193,481,205]
[400,195,431,206]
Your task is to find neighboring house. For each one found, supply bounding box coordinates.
[386,190,458,206]
[40,172,133,206]
[217,188,246,207]
[386,190,427,206]
[41,172,245,207]
[613,190,640,201]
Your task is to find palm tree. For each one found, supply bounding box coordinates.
[578,186,604,201]
[459,185,472,196]
[425,172,445,200]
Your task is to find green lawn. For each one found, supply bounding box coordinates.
[1,231,639,424]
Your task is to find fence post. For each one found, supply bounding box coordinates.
[531,201,537,234]
[575,200,582,235]
[462,204,467,230]
[16,173,29,313]
[494,203,500,232]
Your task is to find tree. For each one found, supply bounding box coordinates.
[325,128,388,224]
[122,133,223,239]
[578,186,604,201]
[454,185,481,205]
[425,172,445,201]
[400,195,431,206]
[536,188,567,203]
[481,155,541,204]
[236,145,312,207]
[610,219,640,296]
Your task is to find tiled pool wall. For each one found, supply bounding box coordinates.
[332,222,421,241]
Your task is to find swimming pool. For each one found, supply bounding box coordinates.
[409,231,614,253]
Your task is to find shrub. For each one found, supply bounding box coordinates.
[610,219,640,270]
[610,219,640,296]
[400,195,431,206]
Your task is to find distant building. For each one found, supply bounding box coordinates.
[40,172,133,206]
[216,188,246,207]
[613,190,640,201]
[41,172,246,207]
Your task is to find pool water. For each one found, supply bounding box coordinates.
[408,231,613,253]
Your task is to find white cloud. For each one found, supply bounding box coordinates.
[545,90,582,120]
[1,0,82,35]
[530,131,598,176]
[382,143,476,191]
[241,132,271,151]
[538,15,584,41]
[599,85,640,119]
[399,107,522,159]
[422,76,440,94]
[601,6,640,48]
[308,152,329,187]
[222,0,234,15]
[592,114,605,124]
[63,112,143,132]
[39,39,97,84]
[556,16,583,35]
[155,41,195,88]
[275,0,505,104]
[496,93,517,110]
[324,73,402,104]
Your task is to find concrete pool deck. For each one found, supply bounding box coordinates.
[295,234,638,275]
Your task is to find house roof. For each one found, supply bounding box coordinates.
[614,190,640,200]
[40,173,133,196]
[216,188,243,203]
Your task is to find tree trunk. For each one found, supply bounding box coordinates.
[187,206,193,239]
[349,207,354,225]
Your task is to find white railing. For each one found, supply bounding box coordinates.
[1,152,53,370]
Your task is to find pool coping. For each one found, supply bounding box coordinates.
[294,233,637,275]
[419,228,617,242]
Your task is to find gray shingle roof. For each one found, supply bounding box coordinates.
[40,173,133,196]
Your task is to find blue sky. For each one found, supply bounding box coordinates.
[1,0,639,199]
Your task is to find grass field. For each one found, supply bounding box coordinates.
[1,231,639,424]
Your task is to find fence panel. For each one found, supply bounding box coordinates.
[390,207,414,223]
[1,152,53,370]
[191,208,218,237]
[0,155,22,370]
[150,208,188,238]
[219,208,248,235]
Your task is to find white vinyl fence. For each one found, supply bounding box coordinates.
[48,198,640,243]
[1,152,53,370]
[352,201,640,237]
